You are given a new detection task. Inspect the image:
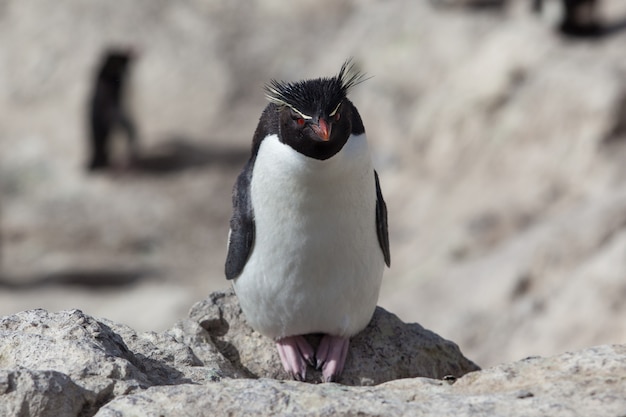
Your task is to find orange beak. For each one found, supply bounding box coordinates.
[311,118,331,142]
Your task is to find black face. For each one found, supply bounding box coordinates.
[278,98,353,160]
[265,60,366,161]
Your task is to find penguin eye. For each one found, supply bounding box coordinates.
[334,112,340,122]
[296,118,305,126]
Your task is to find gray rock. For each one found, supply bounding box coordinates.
[0,290,480,416]
[0,307,240,416]
[188,288,480,385]
[0,369,95,417]
[0,309,151,398]
[96,345,626,417]
[2,297,625,417]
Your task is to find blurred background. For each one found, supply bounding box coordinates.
[1,0,626,368]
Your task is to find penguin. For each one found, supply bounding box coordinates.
[532,0,601,37]
[225,60,390,383]
[87,48,139,171]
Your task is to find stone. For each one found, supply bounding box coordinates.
[96,345,626,417]
[1,297,625,416]
[0,290,481,416]
[0,369,95,417]
[0,307,241,415]
[188,288,480,385]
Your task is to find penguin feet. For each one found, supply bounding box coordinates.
[276,336,315,381]
[277,335,350,382]
[315,335,349,383]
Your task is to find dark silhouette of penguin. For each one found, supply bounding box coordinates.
[87,49,139,171]
[533,0,602,37]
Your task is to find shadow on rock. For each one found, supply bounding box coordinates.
[0,267,158,290]
[130,137,249,175]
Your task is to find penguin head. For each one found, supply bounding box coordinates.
[265,60,366,160]
[98,48,135,85]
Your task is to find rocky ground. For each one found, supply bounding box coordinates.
[1,291,624,417]
[1,0,626,380]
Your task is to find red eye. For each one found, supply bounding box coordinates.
[334,112,341,121]
[296,118,305,126]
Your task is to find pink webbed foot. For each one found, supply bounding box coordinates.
[316,335,350,382]
[276,336,315,381]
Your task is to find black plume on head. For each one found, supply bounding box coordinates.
[264,59,367,117]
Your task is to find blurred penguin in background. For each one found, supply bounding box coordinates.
[533,0,602,37]
[87,48,140,171]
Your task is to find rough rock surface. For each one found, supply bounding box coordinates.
[189,289,479,385]
[2,293,625,416]
[97,345,626,417]
[0,306,243,416]
[2,305,623,417]
[0,290,480,416]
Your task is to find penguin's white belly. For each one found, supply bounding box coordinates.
[233,133,385,340]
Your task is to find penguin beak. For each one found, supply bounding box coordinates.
[311,118,331,142]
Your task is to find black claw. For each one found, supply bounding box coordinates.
[321,374,336,383]
[291,371,306,382]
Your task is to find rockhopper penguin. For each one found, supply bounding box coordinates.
[225,60,390,382]
[87,49,139,171]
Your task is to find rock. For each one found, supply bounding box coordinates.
[2,297,625,416]
[0,307,242,415]
[96,345,626,417]
[0,290,480,416]
[0,369,95,417]
[188,288,480,385]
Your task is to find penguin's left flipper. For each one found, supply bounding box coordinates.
[375,170,391,267]
[225,160,255,280]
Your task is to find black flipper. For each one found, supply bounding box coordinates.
[225,103,280,280]
[375,170,391,267]
[225,160,255,280]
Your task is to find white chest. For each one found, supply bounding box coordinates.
[233,134,385,339]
